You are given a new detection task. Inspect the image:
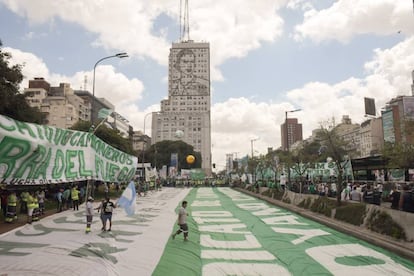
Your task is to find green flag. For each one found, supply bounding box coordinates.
[98,108,113,119]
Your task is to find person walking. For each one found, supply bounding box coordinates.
[350,186,362,202]
[37,190,45,215]
[85,196,94,233]
[56,189,63,213]
[20,190,29,214]
[172,200,189,241]
[71,186,80,211]
[62,186,71,210]
[95,199,106,231]
[102,197,115,231]
[26,191,36,224]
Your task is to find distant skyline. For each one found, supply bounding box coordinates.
[0,0,413,171]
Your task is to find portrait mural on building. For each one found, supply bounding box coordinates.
[170,49,209,96]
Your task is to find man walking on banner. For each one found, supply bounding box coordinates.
[172,200,189,241]
[85,196,94,233]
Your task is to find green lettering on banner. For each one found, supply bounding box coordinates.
[0,137,31,178]
[117,167,129,182]
[34,125,44,140]
[61,130,74,146]
[111,149,120,163]
[0,116,16,132]
[43,125,55,143]
[15,120,36,138]
[95,155,105,180]
[14,145,47,179]
[53,128,64,146]
[125,167,135,181]
[78,150,92,177]
[119,152,126,164]
[33,148,52,179]
[65,150,78,179]
[52,149,65,179]
[69,132,81,146]
[76,132,88,147]
[107,163,120,182]
[126,156,133,165]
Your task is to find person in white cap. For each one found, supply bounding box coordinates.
[85,196,94,233]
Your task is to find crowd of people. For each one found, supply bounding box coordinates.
[0,189,47,224]
[289,180,414,213]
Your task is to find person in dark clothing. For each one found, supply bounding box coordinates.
[399,186,414,213]
[389,188,400,209]
[363,185,374,204]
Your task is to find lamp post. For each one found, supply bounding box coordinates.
[141,112,160,180]
[91,52,128,123]
[250,138,259,158]
[250,137,259,184]
[285,109,301,188]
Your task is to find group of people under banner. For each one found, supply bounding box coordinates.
[1,189,46,224]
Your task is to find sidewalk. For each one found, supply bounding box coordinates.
[0,187,190,276]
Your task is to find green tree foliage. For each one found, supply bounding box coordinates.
[0,40,44,123]
[316,124,350,205]
[144,140,202,170]
[290,140,325,180]
[70,120,134,155]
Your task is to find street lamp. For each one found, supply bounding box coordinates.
[285,108,301,188]
[91,52,128,123]
[141,112,160,179]
[250,137,259,158]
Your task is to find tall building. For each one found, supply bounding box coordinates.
[152,40,211,175]
[24,79,90,128]
[281,118,303,151]
[382,95,414,144]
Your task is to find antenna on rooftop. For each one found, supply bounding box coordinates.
[179,0,190,41]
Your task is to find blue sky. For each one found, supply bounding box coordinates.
[1,0,413,170]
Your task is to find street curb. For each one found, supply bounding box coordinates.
[235,188,414,263]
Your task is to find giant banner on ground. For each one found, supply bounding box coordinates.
[0,115,137,185]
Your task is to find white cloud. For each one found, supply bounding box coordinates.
[293,0,413,42]
[210,36,414,169]
[2,0,286,82]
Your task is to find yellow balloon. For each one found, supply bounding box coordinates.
[186,155,195,164]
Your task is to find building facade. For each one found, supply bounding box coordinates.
[382,95,414,145]
[360,118,384,158]
[281,118,303,151]
[151,40,212,175]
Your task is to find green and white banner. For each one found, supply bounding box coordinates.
[154,188,414,275]
[0,114,137,185]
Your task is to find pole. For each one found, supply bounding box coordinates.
[88,53,128,201]
[91,53,128,124]
[141,112,156,181]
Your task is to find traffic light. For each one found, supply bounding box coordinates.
[212,163,216,168]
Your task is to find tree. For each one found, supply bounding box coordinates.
[144,140,202,170]
[316,123,350,205]
[0,40,44,123]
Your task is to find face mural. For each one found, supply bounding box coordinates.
[171,49,209,96]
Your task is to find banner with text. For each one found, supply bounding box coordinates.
[0,115,138,185]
